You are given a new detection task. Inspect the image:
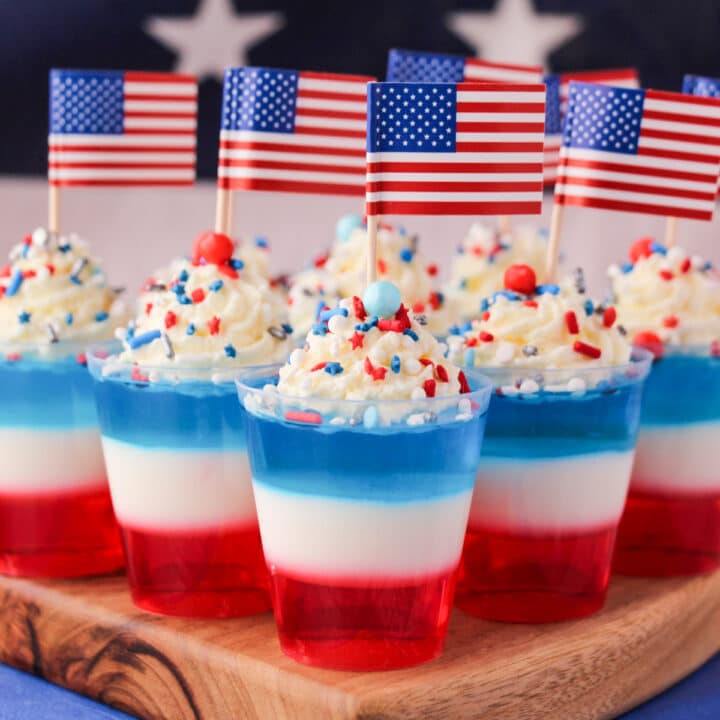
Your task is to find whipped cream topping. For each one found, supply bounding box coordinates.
[444,223,548,320]
[0,228,125,345]
[610,239,720,347]
[286,266,342,339]
[278,294,468,401]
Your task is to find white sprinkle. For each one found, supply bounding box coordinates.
[289,348,305,366]
[666,246,684,264]
[363,405,379,428]
[495,342,515,364]
[519,378,540,394]
[607,264,621,278]
[406,413,426,426]
[691,255,705,270]
[114,328,125,340]
[329,416,346,425]
[568,377,587,395]
[411,386,426,400]
[32,228,49,246]
[458,398,471,414]
[455,412,472,422]
[500,384,518,396]
[327,315,348,334]
[405,358,421,374]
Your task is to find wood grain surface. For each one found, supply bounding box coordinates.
[0,572,719,720]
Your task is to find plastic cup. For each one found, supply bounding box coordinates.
[0,342,122,578]
[236,368,492,671]
[88,347,272,618]
[615,346,720,576]
[455,348,652,623]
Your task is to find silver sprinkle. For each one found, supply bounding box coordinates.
[413,314,428,326]
[112,286,126,295]
[302,288,314,297]
[617,324,628,336]
[423,411,438,424]
[71,257,88,277]
[46,323,59,343]
[349,415,362,426]
[522,345,538,357]
[409,234,419,254]
[161,332,175,359]
[146,283,166,292]
[268,326,287,340]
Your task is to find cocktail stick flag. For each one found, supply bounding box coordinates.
[682,74,720,196]
[366,81,546,216]
[217,67,375,197]
[49,70,198,186]
[554,81,720,221]
[543,68,639,184]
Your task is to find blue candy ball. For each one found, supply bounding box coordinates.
[363,281,402,319]
[336,213,365,243]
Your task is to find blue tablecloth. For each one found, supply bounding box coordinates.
[1,654,719,719]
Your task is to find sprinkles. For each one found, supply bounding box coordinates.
[129,329,161,349]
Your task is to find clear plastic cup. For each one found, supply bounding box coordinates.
[455,348,652,623]
[236,368,492,671]
[615,346,720,576]
[0,341,122,577]
[88,347,272,618]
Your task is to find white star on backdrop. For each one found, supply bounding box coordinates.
[447,0,582,69]
[144,0,284,82]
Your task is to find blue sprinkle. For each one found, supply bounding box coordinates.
[499,242,510,251]
[459,278,467,289]
[186,323,196,336]
[461,320,472,332]
[70,275,83,285]
[597,379,612,392]
[128,330,161,349]
[403,328,419,341]
[449,325,461,336]
[456,245,464,255]
[704,261,714,271]
[65,312,74,325]
[493,290,521,302]
[18,311,31,324]
[178,295,192,305]
[208,279,224,292]
[464,348,475,367]
[282,322,293,335]
[315,299,327,320]
[171,282,185,295]
[536,284,560,296]
[650,242,667,255]
[487,255,496,265]
[324,361,344,375]
[480,298,490,313]
[399,248,414,263]
[224,344,237,358]
[436,291,445,304]
[368,316,379,328]
[319,307,348,322]
[21,244,30,259]
[312,322,329,336]
[95,311,109,322]
[178,269,189,282]
[5,270,23,297]
[391,355,401,373]
[125,327,135,341]
[398,226,407,236]
[584,300,594,317]
[621,262,634,274]
[229,258,244,270]
[363,405,379,429]
[58,244,71,253]
[255,236,268,248]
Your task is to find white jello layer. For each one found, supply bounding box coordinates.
[253,481,472,579]
[632,422,720,495]
[469,451,635,532]
[101,438,257,531]
[0,427,106,494]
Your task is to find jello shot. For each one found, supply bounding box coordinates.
[89,232,292,617]
[0,228,126,577]
[447,264,651,622]
[237,282,492,670]
[611,239,720,575]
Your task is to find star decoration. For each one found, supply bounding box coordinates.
[349,331,365,350]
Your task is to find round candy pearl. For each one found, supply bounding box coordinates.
[193,231,234,265]
[629,237,655,264]
[363,281,402,319]
[336,214,365,243]
[503,264,537,295]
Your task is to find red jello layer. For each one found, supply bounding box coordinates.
[456,524,617,623]
[268,567,458,670]
[120,523,271,617]
[0,485,123,578]
[615,488,720,577]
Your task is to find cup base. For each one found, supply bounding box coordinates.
[457,525,615,623]
[0,486,123,578]
[121,525,272,618]
[269,570,456,670]
[615,490,720,577]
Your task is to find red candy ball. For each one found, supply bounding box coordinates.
[633,331,664,359]
[629,237,655,264]
[193,231,234,265]
[504,264,537,295]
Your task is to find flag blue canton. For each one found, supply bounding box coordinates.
[544,75,562,134]
[221,67,299,134]
[386,49,465,83]
[563,82,644,155]
[49,70,124,135]
[683,74,720,97]
[368,83,457,153]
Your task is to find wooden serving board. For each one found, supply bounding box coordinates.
[0,572,719,720]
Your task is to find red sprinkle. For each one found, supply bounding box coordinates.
[6,353,22,363]
[603,306,617,328]
[131,366,149,383]
[659,270,674,281]
[504,264,537,295]
[680,258,692,274]
[482,311,490,321]
[191,288,206,303]
[466,337,478,347]
[524,300,538,308]
[165,310,177,329]
[412,301,425,313]
[285,410,322,425]
[364,356,386,381]
[458,370,470,394]
[349,331,365,349]
[423,378,437,397]
[633,331,664,359]
[311,362,327,372]
[314,253,329,268]
[629,237,655,263]
[479,331,494,343]
[419,358,434,367]
[663,315,679,329]
[428,292,442,310]
[377,259,387,275]
[22,270,36,279]
[573,340,602,359]
[23,235,32,246]
[471,245,484,256]
[435,364,449,382]
[565,310,579,334]
[427,264,438,276]
[377,318,405,332]
[711,341,720,357]
[0,265,11,278]
[208,316,221,335]
[218,264,239,279]
[75,353,87,366]
[46,264,55,275]
[394,304,411,329]
[353,296,367,320]
[145,302,153,315]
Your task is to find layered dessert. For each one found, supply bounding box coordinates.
[237,281,492,670]
[89,231,292,616]
[447,264,651,622]
[0,227,126,577]
[444,222,548,320]
[610,238,720,575]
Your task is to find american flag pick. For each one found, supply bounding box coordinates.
[682,74,720,194]
[366,81,546,216]
[554,81,720,221]
[49,70,198,186]
[217,67,375,196]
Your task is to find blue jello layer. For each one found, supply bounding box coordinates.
[640,354,720,426]
[92,379,246,450]
[0,356,98,429]
[482,383,644,459]
[246,413,486,503]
